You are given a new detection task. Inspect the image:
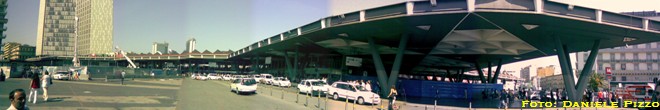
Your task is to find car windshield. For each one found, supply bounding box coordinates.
[254,76,261,78]
[241,79,257,85]
[265,76,272,78]
[311,81,326,86]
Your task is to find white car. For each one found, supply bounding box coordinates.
[254,74,265,83]
[297,79,329,95]
[53,72,70,80]
[328,82,380,105]
[230,78,258,94]
[221,74,232,80]
[274,77,291,87]
[263,75,274,85]
[207,73,220,80]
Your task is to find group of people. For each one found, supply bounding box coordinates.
[6,72,52,110]
[27,71,52,104]
[347,80,373,92]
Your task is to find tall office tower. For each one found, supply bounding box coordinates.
[186,38,196,53]
[36,0,113,56]
[0,0,7,57]
[75,0,113,55]
[152,42,169,54]
[36,0,76,56]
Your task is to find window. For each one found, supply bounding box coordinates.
[634,53,639,60]
[622,64,627,70]
[635,63,639,70]
[598,53,603,60]
[649,63,653,70]
[610,53,615,60]
[622,76,627,81]
[636,88,646,95]
[612,76,616,81]
[598,63,603,70]
[648,53,652,60]
[621,53,625,60]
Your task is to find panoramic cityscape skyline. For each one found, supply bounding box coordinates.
[5,0,660,53]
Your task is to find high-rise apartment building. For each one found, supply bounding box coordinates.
[152,42,169,54]
[0,0,7,57]
[36,0,113,56]
[186,38,196,53]
[520,65,531,82]
[536,65,556,78]
[75,0,113,55]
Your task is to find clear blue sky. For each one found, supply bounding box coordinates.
[5,0,329,53]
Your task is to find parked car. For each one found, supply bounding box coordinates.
[221,74,232,80]
[207,73,220,80]
[297,79,329,95]
[328,81,380,105]
[253,74,265,83]
[273,77,291,87]
[230,78,258,94]
[53,72,71,80]
[262,74,274,84]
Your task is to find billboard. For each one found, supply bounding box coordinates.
[345,56,362,67]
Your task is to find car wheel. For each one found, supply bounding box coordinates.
[333,93,339,100]
[358,97,365,105]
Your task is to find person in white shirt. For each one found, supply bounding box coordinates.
[41,72,51,101]
[365,80,372,92]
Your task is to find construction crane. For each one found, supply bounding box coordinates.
[115,46,138,68]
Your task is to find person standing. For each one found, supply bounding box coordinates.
[41,71,51,101]
[7,89,29,110]
[121,71,126,85]
[27,74,40,104]
[365,80,372,92]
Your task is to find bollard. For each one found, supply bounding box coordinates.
[296,91,299,103]
[317,90,321,108]
[306,91,309,107]
[270,85,273,96]
[325,93,328,110]
[345,96,349,110]
[105,75,108,82]
[434,100,437,110]
[353,97,356,110]
[281,86,284,99]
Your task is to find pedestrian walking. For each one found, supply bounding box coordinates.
[41,71,52,102]
[498,90,507,109]
[7,89,29,110]
[27,74,40,104]
[388,86,398,110]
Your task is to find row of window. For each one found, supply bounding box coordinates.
[594,52,660,60]
[598,63,658,70]
[611,76,658,82]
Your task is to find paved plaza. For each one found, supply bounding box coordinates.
[0,78,642,110]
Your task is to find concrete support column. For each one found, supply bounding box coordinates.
[487,61,492,83]
[294,47,299,81]
[368,34,409,96]
[367,36,390,96]
[475,62,487,83]
[554,37,578,101]
[387,34,409,88]
[284,51,294,81]
[574,40,601,102]
[491,59,503,83]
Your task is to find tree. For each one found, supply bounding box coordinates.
[588,73,610,91]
